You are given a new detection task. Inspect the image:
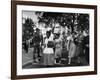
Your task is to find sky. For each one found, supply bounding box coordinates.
[22,11,39,23]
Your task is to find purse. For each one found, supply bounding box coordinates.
[47,41,54,48]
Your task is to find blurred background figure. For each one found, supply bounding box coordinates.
[68,34,77,64]
[54,33,62,64]
[33,28,43,63]
[82,29,89,64]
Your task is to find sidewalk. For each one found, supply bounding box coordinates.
[22,48,34,67]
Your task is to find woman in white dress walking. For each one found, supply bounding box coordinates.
[43,30,54,66]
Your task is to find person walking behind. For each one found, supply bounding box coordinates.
[54,33,62,64]
[33,28,43,63]
[68,35,77,64]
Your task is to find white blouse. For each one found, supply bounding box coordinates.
[43,36,54,54]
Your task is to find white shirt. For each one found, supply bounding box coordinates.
[43,36,54,54]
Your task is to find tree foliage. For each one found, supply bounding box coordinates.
[38,12,89,32]
[22,18,35,41]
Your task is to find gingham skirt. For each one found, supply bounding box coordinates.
[43,47,54,65]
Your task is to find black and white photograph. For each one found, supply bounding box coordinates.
[22,11,90,69]
[12,2,97,79]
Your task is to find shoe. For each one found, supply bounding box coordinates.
[68,62,70,64]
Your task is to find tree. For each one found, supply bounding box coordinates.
[77,14,89,31]
[37,12,89,33]
[22,18,35,41]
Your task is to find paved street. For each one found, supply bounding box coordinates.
[22,48,34,67]
[22,47,89,69]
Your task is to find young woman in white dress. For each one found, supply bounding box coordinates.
[43,30,54,66]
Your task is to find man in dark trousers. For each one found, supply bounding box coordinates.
[33,28,43,62]
[83,30,89,64]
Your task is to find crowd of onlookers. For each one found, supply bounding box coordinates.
[23,23,89,66]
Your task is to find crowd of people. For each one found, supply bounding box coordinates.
[23,23,89,66]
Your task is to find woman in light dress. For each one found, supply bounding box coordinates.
[43,30,54,66]
[68,35,77,64]
[54,33,63,64]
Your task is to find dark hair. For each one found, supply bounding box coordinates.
[46,30,51,38]
[36,28,40,32]
[74,38,78,45]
